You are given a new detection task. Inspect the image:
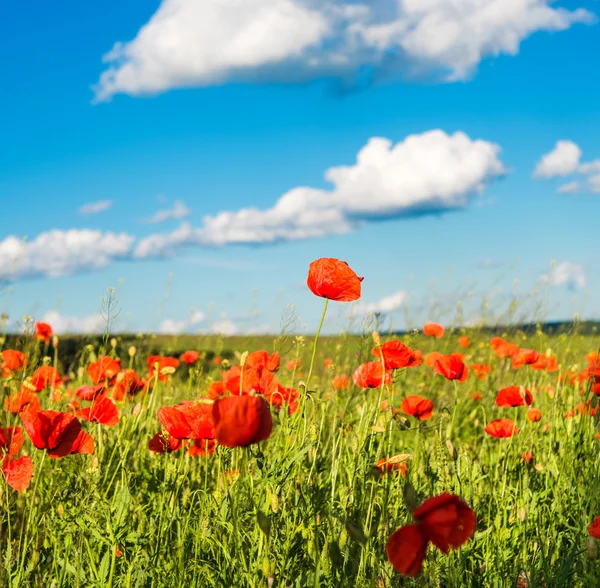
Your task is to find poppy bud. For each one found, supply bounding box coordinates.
[587,536,598,559]
[403,480,418,513]
[257,511,271,539]
[345,520,368,545]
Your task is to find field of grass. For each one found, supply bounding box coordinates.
[1,290,600,586]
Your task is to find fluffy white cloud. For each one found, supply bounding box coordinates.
[534,140,582,178]
[147,200,192,223]
[79,200,113,215]
[134,130,505,257]
[557,181,580,194]
[159,310,206,334]
[41,310,107,334]
[539,261,586,290]
[0,229,135,280]
[209,319,238,336]
[94,0,594,100]
[534,141,600,192]
[351,290,409,315]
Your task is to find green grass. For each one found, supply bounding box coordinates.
[1,327,599,587]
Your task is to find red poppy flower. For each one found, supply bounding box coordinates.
[324,358,333,368]
[35,322,53,344]
[485,418,518,438]
[521,452,533,464]
[87,356,121,384]
[207,381,226,399]
[589,516,600,539]
[188,438,217,457]
[1,350,28,376]
[530,354,547,370]
[4,389,41,414]
[545,356,559,372]
[471,363,491,381]
[76,384,106,401]
[157,402,215,440]
[578,400,598,417]
[246,350,280,372]
[512,349,540,369]
[471,392,483,401]
[0,427,25,456]
[212,395,273,447]
[495,386,533,408]
[586,352,600,369]
[31,366,62,391]
[147,355,180,381]
[332,374,349,390]
[1,455,33,492]
[424,352,444,367]
[20,410,94,458]
[352,362,392,388]
[375,457,407,477]
[527,408,542,422]
[413,493,477,553]
[264,384,300,415]
[77,394,120,427]
[433,354,468,382]
[401,395,434,420]
[148,432,183,454]
[306,258,363,302]
[111,369,146,401]
[180,350,200,365]
[213,356,222,366]
[458,336,470,348]
[491,338,519,359]
[423,323,445,338]
[372,340,420,369]
[386,524,428,577]
[286,359,301,371]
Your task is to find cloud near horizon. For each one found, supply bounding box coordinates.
[93,0,595,101]
[0,129,505,280]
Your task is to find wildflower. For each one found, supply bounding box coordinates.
[147,355,180,381]
[332,374,349,390]
[434,354,469,382]
[526,408,542,422]
[35,322,53,344]
[352,362,392,388]
[372,340,420,369]
[458,336,470,348]
[212,395,272,447]
[471,363,491,380]
[148,432,183,454]
[87,356,121,385]
[375,457,408,477]
[485,418,518,438]
[180,350,200,365]
[20,410,94,458]
[157,402,215,440]
[495,386,533,408]
[423,323,445,338]
[77,395,120,427]
[589,517,600,539]
[512,349,540,369]
[306,258,363,302]
[1,350,28,376]
[31,366,62,392]
[401,395,434,420]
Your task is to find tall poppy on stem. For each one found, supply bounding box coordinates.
[212,394,272,448]
[35,322,53,344]
[305,258,363,394]
[386,492,476,577]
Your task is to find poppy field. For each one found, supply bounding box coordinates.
[1,258,600,587]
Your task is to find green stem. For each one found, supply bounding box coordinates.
[305,298,329,395]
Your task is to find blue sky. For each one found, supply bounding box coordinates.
[1,0,599,335]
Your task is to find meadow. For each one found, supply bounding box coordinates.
[0,258,599,588]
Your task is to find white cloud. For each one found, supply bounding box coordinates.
[534,141,600,192]
[41,310,107,334]
[159,310,206,334]
[534,140,582,178]
[0,229,135,281]
[557,181,580,194]
[351,290,409,315]
[79,200,113,215]
[94,0,595,100]
[147,200,191,223]
[134,130,506,257]
[539,262,586,290]
[209,319,237,336]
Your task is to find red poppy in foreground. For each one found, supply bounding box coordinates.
[1,350,28,376]
[157,403,215,440]
[20,410,94,458]
[386,493,476,577]
[212,394,272,447]
[4,389,41,414]
[180,350,200,365]
[31,366,62,391]
[372,340,420,369]
[485,418,518,438]
[1,455,33,492]
[77,395,120,427]
[87,356,121,384]
[111,369,146,401]
[307,258,363,302]
[423,322,445,338]
[495,386,533,408]
[352,362,392,388]
[147,355,180,381]
[401,395,434,420]
[589,516,600,539]
[35,322,53,344]
[245,350,280,372]
[433,354,468,382]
